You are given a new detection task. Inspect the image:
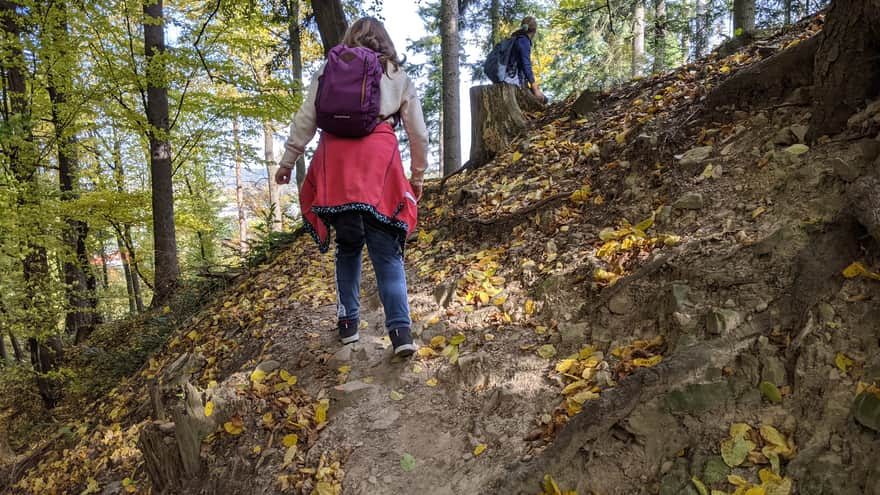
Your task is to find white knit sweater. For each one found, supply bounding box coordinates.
[278,61,429,184]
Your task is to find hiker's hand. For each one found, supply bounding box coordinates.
[410,181,423,201]
[275,166,292,185]
[533,86,546,104]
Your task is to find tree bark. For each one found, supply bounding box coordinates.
[143,0,180,306]
[806,0,880,141]
[233,115,247,257]
[652,0,667,73]
[263,121,283,231]
[632,0,646,78]
[119,235,137,314]
[466,84,528,170]
[9,332,23,362]
[733,0,756,36]
[440,0,461,175]
[0,331,8,363]
[694,0,708,59]
[312,0,347,56]
[287,0,307,188]
[99,239,109,288]
[46,0,97,344]
[784,0,792,25]
[125,226,145,312]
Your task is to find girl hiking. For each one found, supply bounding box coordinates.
[508,16,546,103]
[275,17,428,358]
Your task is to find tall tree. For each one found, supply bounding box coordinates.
[286,0,307,187]
[312,0,348,55]
[733,0,756,36]
[142,0,180,305]
[632,0,646,78]
[264,122,283,231]
[233,115,247,257]
[440,0,461,175]
[694,0,708,59]
[1,0,63,409]
[44,0,99,343]
[652,0,667,73]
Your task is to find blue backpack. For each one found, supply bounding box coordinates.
[483,36,519,84]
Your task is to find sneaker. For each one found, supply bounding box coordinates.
[338,319,359,344]
[389,327,416,357]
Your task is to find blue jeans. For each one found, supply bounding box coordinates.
[331,211,411,331]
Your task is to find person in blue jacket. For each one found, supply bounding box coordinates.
[506,16,546,103]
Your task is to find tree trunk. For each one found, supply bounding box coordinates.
[807,0,880,141]
[233,115,247,257]
[287,0,307,188]
[126,226,145,312]
[0,331,8,363]
[46,0,97,344]
[694,0,708,59]
[632,0,646,78]
[440,0,461,175]
[99,239,109,288]
[119,235,137,314]
[489,0,500,46]
[263,122,283,231]
[143,0,179,306]
[466,84,529,170]
[652,0,667,73]
[9,332,23,362]
[312,0,347,56]
[733,0,756,36]
[2,0,64,408]
[784,0,792,25]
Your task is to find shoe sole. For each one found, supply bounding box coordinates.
[340,333,360,344]
[394,344,416,357]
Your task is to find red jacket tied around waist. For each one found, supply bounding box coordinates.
[299,122,418,252]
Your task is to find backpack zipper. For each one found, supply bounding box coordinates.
[360,56,368,105]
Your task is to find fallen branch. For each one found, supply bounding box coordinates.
[462,191,572,226]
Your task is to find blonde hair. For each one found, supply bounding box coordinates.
[341,17,404,73]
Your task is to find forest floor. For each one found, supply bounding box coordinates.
[4,12,880,495]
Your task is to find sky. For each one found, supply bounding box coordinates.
[380,0,475,172]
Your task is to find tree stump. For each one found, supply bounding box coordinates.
[467,84,531,170]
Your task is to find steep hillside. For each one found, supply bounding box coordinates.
[5,13,880,495]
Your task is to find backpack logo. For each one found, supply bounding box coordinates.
[315,45,383,138]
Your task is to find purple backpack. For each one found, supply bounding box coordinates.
[315,45,384,138]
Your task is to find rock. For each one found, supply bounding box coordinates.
[457,352,488,388]
[771,127,797,146]
[330,345,353,364]
[677,146,714,169]
[761,356,787,386]
[829,157,862,182]
[705,308,744,335]
[625,403,686,461]
[557,321,589,348]
[433,279,458,308]
[255,360,280,374]
[783,143,809,156]
[421,319,447,342]
[608,292,631,315]
[659,458,697,495]
[790,125,808,143]
[848,174,880,244]
[673,192,705,210]
[572,90,600,117]
[817,302,835,322]
[702,456,729,484]
[665,284,694,314]
[465,306,500,327]
[752,225,799,256]
[755,301,769,312]
[853,391,880,433]
[854,138,880,163]
[665,382,733,415]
